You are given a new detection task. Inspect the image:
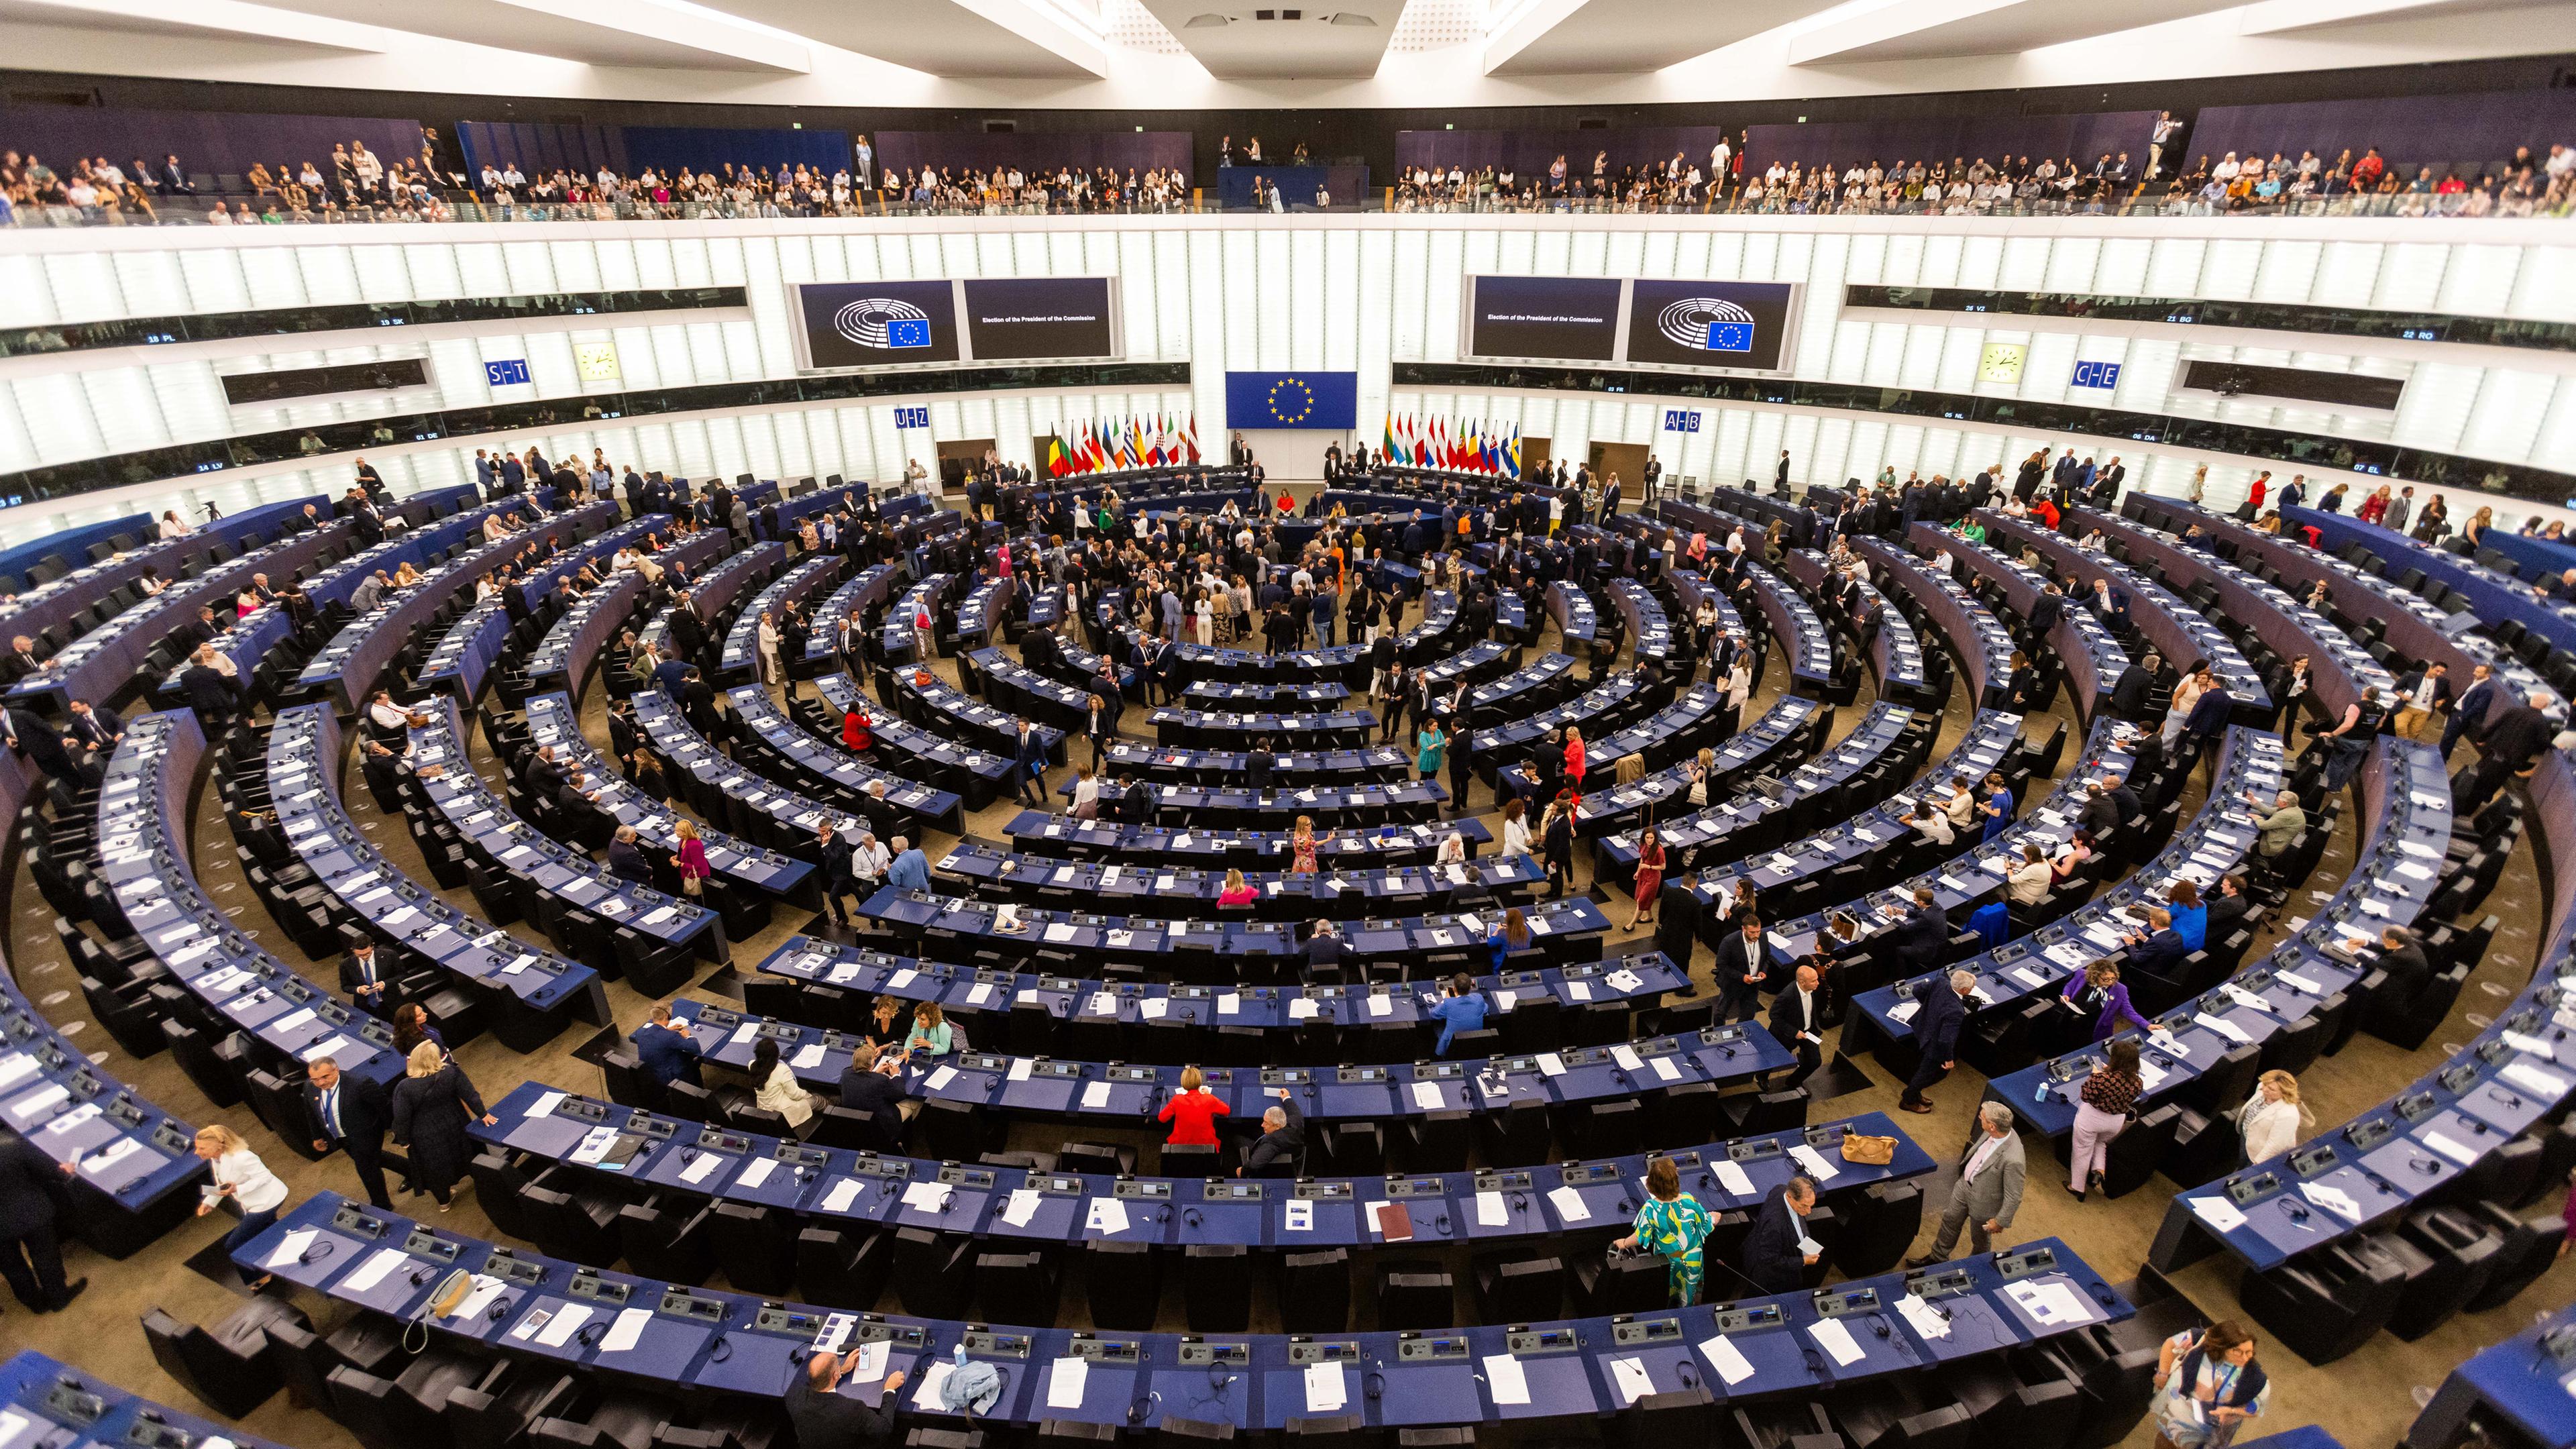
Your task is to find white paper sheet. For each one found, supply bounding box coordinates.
[264,1228,319,1269]
[680,1152,726,1185]
[1896,1293,1951,1340]
[1650,1055,1682,1083]
[1808,1318,1865,1366]
[1787,1144,1839,1181]
[2421,1131,2480,1167]
[600,1307,653,1354]
[1046,1356,1089,1409]
[1079,1080,1112,1109]
[1410,1081,1445,1111]
[1608,1357,1655,1405]
[1285,1200,1313,1232]
[910,1362,953,1410]
[1482,1353,1531,1406]
[822,1179,863,1213]
[528,1090,566,1118]
[1001,1189,1042,1227]
[1545,1185,1591,1222]
[1475,1190,1507,1226]
[737,1158,779,1189]
[1713,1159,1756,1197]
[1536,1052,1567,1077]
[1086,1197,1129,1235]
[2190,1195,2248,1232]
[926,1066,958,1091]
[1303,1362,1347,1412]
[533,1304,594,1348]
[345,1247,409,1292]
[1697,1334,1756,1386]
[900,1181,949,1213]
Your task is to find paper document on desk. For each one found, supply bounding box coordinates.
[821,1179,863,1213]
[910,1362,953,1411]
[1285,1200,1313,1232]
[791,1044,826,1071]
[265,1229,318,1269]
[1536,1052,1567,1077]
[1698,1334,1756,1386]
[1475,1190,1507,1226]
[1001,1189,1042,1228]
[600,1307,652,1354]
[1079,1080,1112,1109]
[1482,1353,1531,1406]
[2502,1061,2570,1097]
[2004,1280,2096,1325]
[1787,1144,1839,1181]
[2194,1013,2252,1044]
[1650,1055,1682,1083]
[1545,1185,1591,1222]
[1086,1197,1129,1235]
[1608,1357,1655,1405]
[900,1181,949,1214]
[1809,1318,1865,1366]
[1303,1362,1347,1413]
[449,1276,507,1322]
[925,1067,957,1091]
[2300,1183,2363,1223]
[533,1304,593,1348]
[737,1159,778,1189]
[1410,1081,1446,1112]
[345,1248,408,1293]
[1713,1159,1756,1197]
[2421,1130,2479,1167]
[2189,1195,2247,1232]
[1896,1293,1951,1340]
[1046,1357,1088,1409]
[1007,1059,1034,1083]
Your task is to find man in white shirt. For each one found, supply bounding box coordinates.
[851,831,892,893]
[1768,963,1826,1087]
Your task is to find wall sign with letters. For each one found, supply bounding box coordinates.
[1663,410,1702,433]
[484,358,531,387]
[893,406,931,429]
[2070,360,2123,390]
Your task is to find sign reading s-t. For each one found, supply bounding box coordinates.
[484,358,531,387]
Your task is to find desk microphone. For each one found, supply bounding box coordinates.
[1435,1212,1452,1237]
[706,1336,731,1362]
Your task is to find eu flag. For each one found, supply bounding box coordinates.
[1705,322,1755,353]
[885,319,931,349]
[1226,371,1358,430]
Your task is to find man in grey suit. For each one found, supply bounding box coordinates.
[1907,1102,2025,1265]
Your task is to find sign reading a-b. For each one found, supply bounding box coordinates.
[1663,410,1701,433]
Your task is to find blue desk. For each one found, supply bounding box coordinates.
[952,574,1016,652]
[1981,510,2271,716]
[1458,651,1580,732]
[858,886,1611,979]
[1851,727,2282,1052]
[757,934,1678,1030]
[802,562,898,670]
[265,703,609,1049]
[647,541,787,664]
[416,598,513,701]
[1184,679,1355,706]
[1858,537,2017,708]
[524,694,812,902]
[722,682,966,835]
[1082,777,1452,829]
[1470,668,1651,759]
[1924,527,2127,723]
[2408,1301,2576,1449]
[508,513,672,614]
[0,1350,297,1449]
[1085,739,1414,792]
[1593,696,1880,876]
[1000,811,1491,869]
[1151,705,1375,751]
[1545,580,1598,645]
[479,1077,1925,1250]
[1784,549,1929,702]
[247,1193,2127,1434]
[721,554,846,684]
[0,492,325,646]
[930,842,1546,924]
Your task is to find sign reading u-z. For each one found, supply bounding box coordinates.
[893,407,931,429]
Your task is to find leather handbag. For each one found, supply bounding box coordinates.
[1841,1132,1898,1166]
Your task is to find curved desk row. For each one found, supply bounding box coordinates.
[504,513,672,615]
[800,561,897,672]
[999,811,1491,868]
[649,542,787,665]
[669,996,1791,1125]
[806,672,1017,809]
[480,1080,1926,1254]
[1576,690,1829,846]
[1923,528,2127,724]
[967,645,1123,738]
[2286,504,2576,657]
[952,574,1017,652]
[1980,511,2272,718]
[1850,727,2285,1050]
[720,554,846,684]
[1544,580,1598,645]
[2080,507,2392,719]
[0,490,367,644]
[877,573,950,667]
[1595,699,1901,879]
[1150,589,1464,689]
[1856,537,2016,709]
[0,1350,294,1449]
[1782,549,1930,706]
[716,683,965,837]
[263,703,609,1048]
[752,935,1682,1033]
[295,501,621,714]
[857,887,1612,979]
[2130,496,2543,729]
[523,694,812,903]
[929,841,1543,920]
[1081,777,1454,829]
[1607,578,1674,668]
[884,663,1065,767]
[1470,667,1652,758]
[523,533,731,700]
[1088,737,1413,790]
[245,1193,2129,1436]
[629,692,922,857]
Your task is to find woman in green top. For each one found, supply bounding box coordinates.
[1959,518,1987,545]
[904,1001,955,1058]
[1415,720,1446,780]
[1613,1157,1714,1305]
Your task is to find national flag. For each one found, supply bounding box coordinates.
[1184,413,1201,463]
[1507,427,1522,480]
[1046,435,1071,478]
[1383,415,1398,462]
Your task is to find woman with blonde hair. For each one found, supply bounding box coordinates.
[193,1124,291,1281]
[1217,868,1258,907]
[1157,1063,1228,1146]
[671,816,710,896]
[2233,1070,2310,1164]
[390,1040,493,1210]
[906,1000,955,1058]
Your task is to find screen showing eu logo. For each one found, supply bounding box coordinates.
[1705,321,1755,353]
[2070,360,2123,390]
[484,358,531,387]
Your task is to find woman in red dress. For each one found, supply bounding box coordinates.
[1625,826,1666,931]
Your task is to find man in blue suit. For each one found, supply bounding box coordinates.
[1899,969,1973,1114]
[630,1003,704,1089]
[1741,1175,1820,1293]
[2121,908,2190,975]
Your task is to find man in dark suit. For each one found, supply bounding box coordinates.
[2363,925,2431,1008]
[1740,1175,1819,1293]
[2120,908,2190,975]
[305,1057,395,1210]
[835,1049,910,1153]
[63,700,121,753]
[630,1003,704,1089]
[1768,963,1827,1089]
[2442,663,2496,763]
[1240,1090,1306,1177]
[1713,914,1770,1024]
[176,657,237,728]
[0,1130,81,1312]
[651,647,693,703]
[1011,720,1049,808]
[339,938,393,1018]
[2460,690,2555,812]
[667,598,709,665]
[1899,969,1973,1114]
[2025,584,2065,639]
[1303,919,1346,981]
[2105,773,2143,826]
[1245,739,1275,792]
[816,820,859,928]
[1885,888,1949,973]
[0,636,44,684]
[607,826,655,886]
[680,668,721,737]
[2108,652,2162,722]
[2204,873,2251,941]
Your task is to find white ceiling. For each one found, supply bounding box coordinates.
[3,0,2573,108]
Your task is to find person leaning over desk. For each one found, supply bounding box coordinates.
[1611,1156,1714,1305]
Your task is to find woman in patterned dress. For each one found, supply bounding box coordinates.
[1613,1157,1713,1305]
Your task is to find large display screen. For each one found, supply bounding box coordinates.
[961,277,1121,362]
[1466,275,1624,363]
[1623,279,1799,374]
[793,280,961,369]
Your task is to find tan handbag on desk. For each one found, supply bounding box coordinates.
[1841,1132,1898,1166]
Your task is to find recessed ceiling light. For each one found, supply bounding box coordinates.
[1184,11,1230,23]
[1327,11,1375,22]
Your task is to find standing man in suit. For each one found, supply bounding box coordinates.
[1774,450,1792,491]
[0,1128,82,1312]
[1898,969,1975,1114]
[2392,661,2454,741]
[1713,914,1770,1024]
[2442,663,2496,762]
[1768,963,1826,1089]
[1740,1175,1820,1293]
[340,938,392,1019]
[305,1057,395,1210]
[1909,1102,2027,1264]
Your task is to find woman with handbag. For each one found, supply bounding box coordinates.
[1611,1157,1713,1305]
[2068,1037,2143,1200]
[672,818,710,898]
[2150,1320,2269,1449]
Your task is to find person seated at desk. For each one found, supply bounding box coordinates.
[835,1044,911,1152]
[904,1001,955,1059]
[606,826,655,890]
[788,1346,905,1449]
[861,995,908,1054]
[2005,844,2053,908]
[1484,908,1534,973]
[2165,879,2209,951]
[631,1002,703,1089]
[1909,799,1954,847]
[2050,828,2096,884]
[2244,790,2305,879]
[1884,888,1951,973]
[2118,908,2190,975]
[1216,868,1258,908]
[1303,919,1344,981]
[1158,1064,1229,1146]
[1238,1089,1305,1177]
[2359,924,2431,1006]
[1427,973,1488,1056]
[749,1037,814,1130]
[1740,1174,1821,1294]
[2062,960,2154,1042]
